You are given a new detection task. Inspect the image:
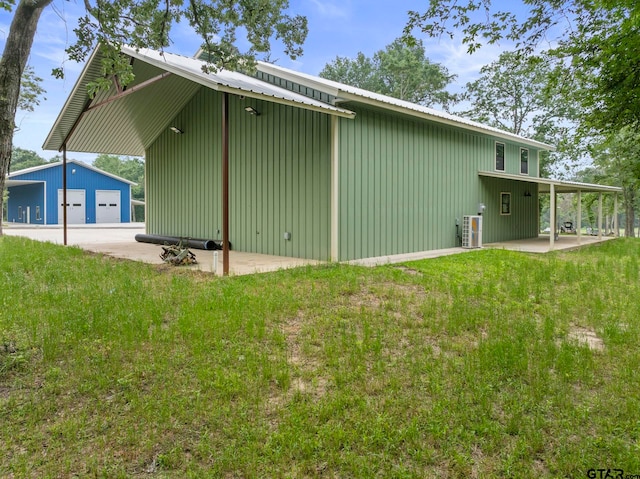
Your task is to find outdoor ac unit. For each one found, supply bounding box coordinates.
[462,215,483,249]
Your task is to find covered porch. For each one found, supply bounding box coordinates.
[479,171,622,251]
[485,233,617,253]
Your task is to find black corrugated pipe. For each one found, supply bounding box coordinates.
[135,234,229,251]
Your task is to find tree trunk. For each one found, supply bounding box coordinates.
[624,187,636,237]
[625,205,636,238]
[0,0,52,235]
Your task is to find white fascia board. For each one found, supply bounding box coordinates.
[338,91,555,151]
[478,170,622,193]
[43,47,101,151]
[125,48,354,119]
[256,61,554,151]
[9,159,137,186]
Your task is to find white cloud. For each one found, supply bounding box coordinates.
[308,0,350,18]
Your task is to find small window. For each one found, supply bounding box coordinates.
[496,143,505,171]
[500,192,511,215]
[520,148,529,175]
[36,206,41,220]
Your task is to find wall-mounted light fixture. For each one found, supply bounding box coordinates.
[244,106,260,116]
[524,190,532,197]
[169,126,184,134]
[71,169,76,175]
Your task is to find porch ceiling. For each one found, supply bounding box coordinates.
[478,170,622,194]
[43,46,355,156]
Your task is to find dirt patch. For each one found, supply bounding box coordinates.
[567,326,605,352]
[395,265,424,277]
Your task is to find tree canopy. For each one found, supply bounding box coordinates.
[0,0,309,234]
[319,38,458,110]
[463,51,583,176]
[404,0,640,134]
[9,147,50,172]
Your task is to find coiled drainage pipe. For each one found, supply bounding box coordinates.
[135,234,227,251]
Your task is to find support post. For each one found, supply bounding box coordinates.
[549,184,555,251]
[577,190,582,245]
[598,192,603,240]
[63,144,68,246]
[614,194,619,237]
[222,92,230,276]
[330,116,339,262]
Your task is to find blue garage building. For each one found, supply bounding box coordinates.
[6,159,136,225]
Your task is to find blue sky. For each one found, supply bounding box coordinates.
[0,0,514,162]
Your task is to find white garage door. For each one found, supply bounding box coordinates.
[96,190,121,223]
[57,189,86,224]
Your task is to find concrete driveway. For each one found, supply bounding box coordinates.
[3,223,320,276]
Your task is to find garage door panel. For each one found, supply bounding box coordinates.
[57,189,86,224]
[96,190,121,223]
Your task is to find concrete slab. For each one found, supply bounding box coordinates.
[3,224,618,276]
[3,224,319,276]
[485,234,617,253]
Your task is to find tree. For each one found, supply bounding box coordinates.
[404,0,639,134]
[319,37,458,110]
[589,128,640,237]
[463,51,582,177]
[0,0,308,235]
[9,147,49,172]
[94,154,146,221]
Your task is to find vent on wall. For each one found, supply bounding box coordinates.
[462,215,483,249]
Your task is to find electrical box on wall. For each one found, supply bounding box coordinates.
[462,215,483,249]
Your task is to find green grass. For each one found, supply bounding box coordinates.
[2,236,640,478]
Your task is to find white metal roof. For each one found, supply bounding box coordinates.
[123,47,355,118]
[8,159,138,186]
[43,46,356,154]
[478,170,621,193]
[256,61,555,151]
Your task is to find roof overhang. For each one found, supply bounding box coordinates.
[478,170,622,193]
[256,62,555,152]
[5,179,44,187]
[43,46,355,155]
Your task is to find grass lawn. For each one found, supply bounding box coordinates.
[2,236,640,478]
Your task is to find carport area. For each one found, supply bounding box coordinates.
[3,224,320,276]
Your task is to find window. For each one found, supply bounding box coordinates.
[501,192,511,215]
[520,148,529,175]
[496,142,505,171]
[36,206,41,221]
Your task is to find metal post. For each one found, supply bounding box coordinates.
[598,193,603,240]
[63,144,68,246]
[614,194,619,237]
[222,92,230,276]
[549,184,555,251]
[577,190,582,245]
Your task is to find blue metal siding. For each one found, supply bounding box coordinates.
[7,183,45,224]
[9,163,131,224]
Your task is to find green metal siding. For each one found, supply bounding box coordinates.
[501,142,541,177]
[479,177,540,242]
[337,105,540,260]
[146,88,332,260]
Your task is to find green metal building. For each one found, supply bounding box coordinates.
[45,46,617,262]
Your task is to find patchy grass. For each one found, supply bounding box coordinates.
[1,236,640,478]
